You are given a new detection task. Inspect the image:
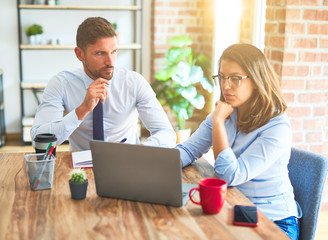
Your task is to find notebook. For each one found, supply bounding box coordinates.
[90,140,196,207]
[71,150,93,168]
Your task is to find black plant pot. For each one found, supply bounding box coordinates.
[69,179,88,200]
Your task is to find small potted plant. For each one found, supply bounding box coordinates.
[25,24,43,45]
[112,22,119,43]
[112,22,118,31]
[69,168,88,200]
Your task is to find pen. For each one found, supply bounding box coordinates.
[33,146,55,189]
[120,138,127,143]
[42,142,53,160]
[45,146,55,161]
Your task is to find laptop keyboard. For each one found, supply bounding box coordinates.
[182,191,188,198]
[182,183,197,206]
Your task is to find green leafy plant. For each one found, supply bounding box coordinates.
[151,36,213,130]
[25,24,43,36]
[112,22,118,31]
[70,169,87,183]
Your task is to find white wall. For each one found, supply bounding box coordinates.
[0,0,20,133]
[0,0,150,134]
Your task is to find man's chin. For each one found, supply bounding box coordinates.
[102,72,113,80]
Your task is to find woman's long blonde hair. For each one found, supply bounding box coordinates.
[219,44,287,133]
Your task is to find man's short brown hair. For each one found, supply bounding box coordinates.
[76,17,116,50]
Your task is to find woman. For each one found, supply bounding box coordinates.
[177,43,301,240]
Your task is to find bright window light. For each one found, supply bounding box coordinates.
[213,0,242,102]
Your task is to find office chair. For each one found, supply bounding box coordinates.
[288,147,328,240]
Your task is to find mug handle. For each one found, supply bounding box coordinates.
[189,187,201,205]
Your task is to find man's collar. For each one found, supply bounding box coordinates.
[81,70,94,89]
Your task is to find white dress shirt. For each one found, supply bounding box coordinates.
[177,109,302,221]
[31,68,176,150]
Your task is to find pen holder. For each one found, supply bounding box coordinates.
[25,153,56,191]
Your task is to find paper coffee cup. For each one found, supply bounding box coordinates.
[34,133,57,156]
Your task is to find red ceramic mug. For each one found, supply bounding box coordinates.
[189,178,227,214]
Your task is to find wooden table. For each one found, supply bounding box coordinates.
[0,151,288,240]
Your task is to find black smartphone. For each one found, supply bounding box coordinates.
[233,205,259,227]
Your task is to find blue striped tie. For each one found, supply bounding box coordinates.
[93,101,104,140]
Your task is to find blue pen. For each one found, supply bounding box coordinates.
[120,138,127,143]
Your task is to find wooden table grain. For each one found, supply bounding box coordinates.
[0,151,288,240]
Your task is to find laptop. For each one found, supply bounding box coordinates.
[90,140,196,207]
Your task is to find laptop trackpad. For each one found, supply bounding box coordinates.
[182,183,197,206]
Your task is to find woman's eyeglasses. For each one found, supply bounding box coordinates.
[212,74,248,87]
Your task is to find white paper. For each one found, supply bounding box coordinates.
[71,150,93,168]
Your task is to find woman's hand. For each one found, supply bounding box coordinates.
[212,101,233,125]
[212,101,233,160]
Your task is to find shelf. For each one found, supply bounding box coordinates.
[22,116,34,127]
[19,4,141,11]
[20,43,141,50]
[21,81,48,89]
[22,116,34,143]
[18,0,143,145]
[21,45,75,50]
[0,70,4,147]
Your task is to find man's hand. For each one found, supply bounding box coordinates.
[76,78,109,120]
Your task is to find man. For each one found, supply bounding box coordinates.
[31,17,176,150]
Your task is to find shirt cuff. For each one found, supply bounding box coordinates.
[214,147,237,183]
[63,109,82,131]
[176,144,194,167]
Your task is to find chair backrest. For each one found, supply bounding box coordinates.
[288,147,328,240]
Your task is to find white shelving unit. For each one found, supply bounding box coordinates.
[0,69,5,147]
[17,0,143,144]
